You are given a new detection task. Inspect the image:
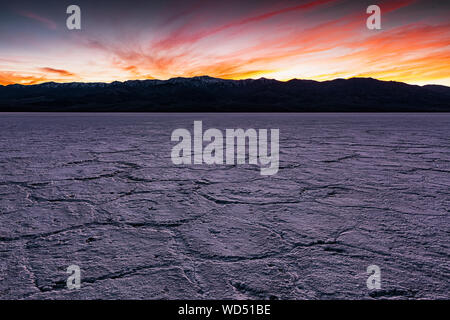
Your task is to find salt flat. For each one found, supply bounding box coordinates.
[0,113,448,299]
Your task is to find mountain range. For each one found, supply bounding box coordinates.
[1,76,449,112]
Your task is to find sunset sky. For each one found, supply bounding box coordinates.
[0,0,449,86]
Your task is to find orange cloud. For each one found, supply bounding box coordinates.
[0,72,47,86]
[39,67,75,77]
[3,0,449,86]
[0,68,77,86]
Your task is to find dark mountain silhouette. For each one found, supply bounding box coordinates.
[1,76,449,112]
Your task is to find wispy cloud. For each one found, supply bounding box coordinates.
[19,11,58,30]
[39,67,75,77]
[3,0,449,86]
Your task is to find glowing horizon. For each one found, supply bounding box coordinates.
[1,0,449,86]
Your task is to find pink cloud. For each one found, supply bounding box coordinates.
[19,11,58,30]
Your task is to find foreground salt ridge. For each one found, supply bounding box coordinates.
[0,113,448,299]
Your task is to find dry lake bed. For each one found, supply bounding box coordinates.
[0,113,448,299]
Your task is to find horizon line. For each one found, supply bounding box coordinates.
[2,76,449,88]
